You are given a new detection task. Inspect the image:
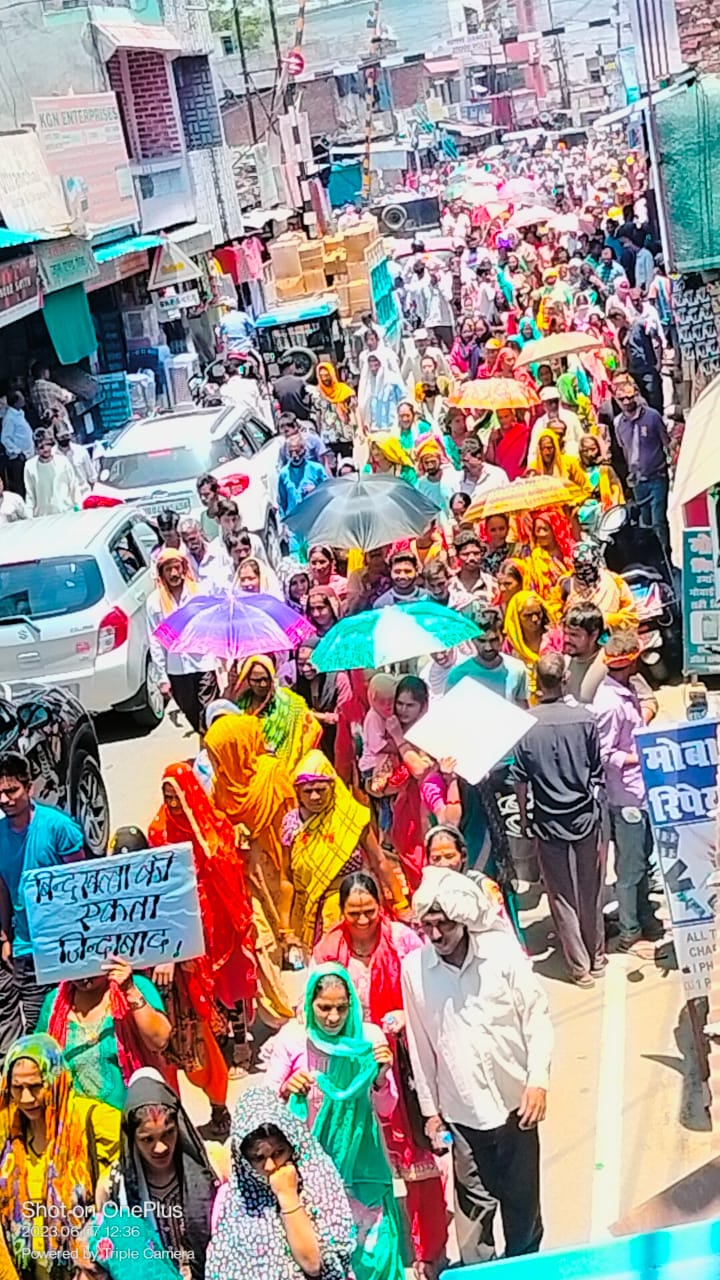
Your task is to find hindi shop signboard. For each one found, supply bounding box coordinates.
[637,719,718,999]
[33,93,138,235]
[23,843,205,984]
[682,528,720,675]
[0,255,40,330]
[36,235,99,293]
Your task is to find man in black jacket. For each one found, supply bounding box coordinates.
[511,653,605,988]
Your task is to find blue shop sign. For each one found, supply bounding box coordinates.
[636,719,718,828]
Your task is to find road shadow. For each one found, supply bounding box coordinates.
[94,707,195,746]
[642,1000,710,1132]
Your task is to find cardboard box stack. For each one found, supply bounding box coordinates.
[266,217,383,318]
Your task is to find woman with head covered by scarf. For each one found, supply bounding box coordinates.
[205,715,297,1030]
[561,542,637,631]
[401,866,552,1268]
[313,362,359,458]
[265,965,405,1280]
[230,653,321,773]
[0,1033,120,1279]
[206,1085,355,1280]
[312,871,447,1279]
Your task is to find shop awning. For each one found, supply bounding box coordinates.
[43,283,97,364]
[241,206,295,230]
[425,58,460,76]
[93,20,181,61]
[93,235,164,265]
[167,223,215,256]
[0,227,44,248]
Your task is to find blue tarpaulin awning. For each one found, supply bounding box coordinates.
[0,228,43,248]
[93,235,164,265]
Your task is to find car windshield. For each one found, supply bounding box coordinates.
[0,557,104,620]
[98,436,238,490]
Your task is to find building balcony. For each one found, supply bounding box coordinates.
[131,155,195,233]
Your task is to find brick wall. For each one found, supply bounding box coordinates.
[676,0,720,72]
[389,62,429,110]
[126,49,183,159]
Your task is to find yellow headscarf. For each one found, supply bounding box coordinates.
[528,430,592,498]
[155,548,197,616]
[317,362,355,405]
[206,713,295,844]
[503,589,547,700]
[368,431,412,469]
[289,749,370,948]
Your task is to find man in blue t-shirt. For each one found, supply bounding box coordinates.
[447,604,529,707]
[0,751,84,1061]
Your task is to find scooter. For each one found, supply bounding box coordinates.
[594,502,682,684]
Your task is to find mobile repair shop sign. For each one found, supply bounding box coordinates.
[637,719,718,998]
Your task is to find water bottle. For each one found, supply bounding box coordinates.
[439,1130,454,1150]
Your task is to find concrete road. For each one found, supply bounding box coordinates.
[96,704,715,1251]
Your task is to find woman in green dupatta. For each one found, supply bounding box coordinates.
[269,964,406,1280]
[231,653,321,774]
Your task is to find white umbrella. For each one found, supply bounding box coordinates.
[507,204,556,229]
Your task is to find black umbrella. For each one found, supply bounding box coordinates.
[285,474,442,551]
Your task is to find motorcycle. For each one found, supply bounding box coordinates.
[593,502,682,685]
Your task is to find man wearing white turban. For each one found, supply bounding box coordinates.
[401,865,552,1266]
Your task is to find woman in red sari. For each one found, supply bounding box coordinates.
[524,506,576,623]
[314,870,448,1280]
[148,762,257,1134]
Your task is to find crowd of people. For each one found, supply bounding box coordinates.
[0,137,677,1280]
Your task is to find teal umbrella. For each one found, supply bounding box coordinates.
[311,600,480,672]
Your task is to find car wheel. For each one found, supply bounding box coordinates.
[264,517,283,571]
[133,658,166,729]
[71,750,110,857]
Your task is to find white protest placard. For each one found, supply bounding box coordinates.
[405,676,535,785]
[23,843,205,984]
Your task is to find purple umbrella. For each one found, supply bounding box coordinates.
[154,592,315,660]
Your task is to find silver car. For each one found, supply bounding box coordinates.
[0,507,164,726]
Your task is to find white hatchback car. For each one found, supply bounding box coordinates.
[91,389,284,561]
[0,507,165,725]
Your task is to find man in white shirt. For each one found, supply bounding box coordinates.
[459,437,509,499]
[1,391,34,497]
[400,328,450,391]
[402,866,552,1264]
[406,260,435,325]
[146,549,219,732]
[179,517,227,593]
[54,425,96,499]
[23,429,81,517]
[425,268,455,350]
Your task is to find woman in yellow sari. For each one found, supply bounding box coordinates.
[577,433,625,532]
[503,590,554,702]
[230,653,321,773]
[526,428,592,498]
[284,750,407,953]
[205,715,297,1029]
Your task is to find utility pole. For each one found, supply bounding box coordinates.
[545,0,571,110]
[279,0,315,234]
[361,0,382,203]
[232,0,258,145]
